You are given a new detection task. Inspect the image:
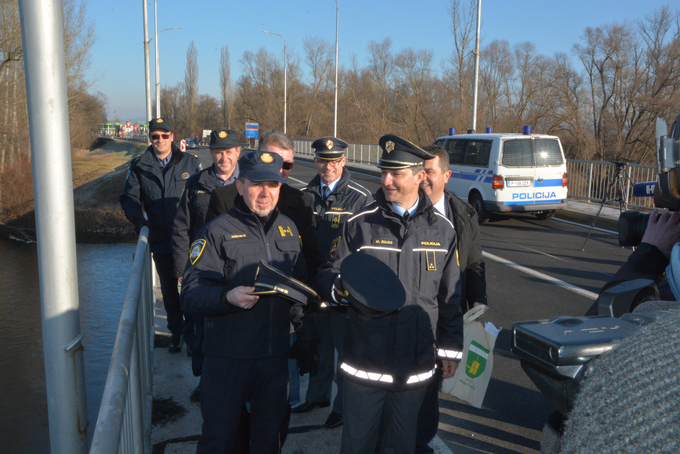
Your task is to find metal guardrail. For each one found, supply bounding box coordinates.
[90,227,154,454]
[566,160,656,210]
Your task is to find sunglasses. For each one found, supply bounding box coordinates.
[151,133,171,141]
[282,161,294,170]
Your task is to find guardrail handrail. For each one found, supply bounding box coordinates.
[89,226,154,454]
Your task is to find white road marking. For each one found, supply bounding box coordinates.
[553,217,617,235]
[482,251,599,300]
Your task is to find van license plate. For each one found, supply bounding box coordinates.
[507,180,531,187]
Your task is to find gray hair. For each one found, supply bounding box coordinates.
[258,130,294,152]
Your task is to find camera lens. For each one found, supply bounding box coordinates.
[619,211,651,247]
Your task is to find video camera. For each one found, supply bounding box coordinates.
[619,114,680,246]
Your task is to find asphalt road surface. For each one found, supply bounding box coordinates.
[194,147,632,453]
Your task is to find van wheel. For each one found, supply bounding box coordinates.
[535,210,555,220]
[470,194,488,224]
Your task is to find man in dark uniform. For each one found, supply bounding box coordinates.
[294,137,373,428]
[181,150,317,453]
[318,135,464,454]
[415,144,488,453]
[171,128,241,400]
[120,118,202,353]
[208,130,321,290]
[209,130,321,408]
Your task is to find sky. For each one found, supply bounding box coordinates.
[85,0,676,123]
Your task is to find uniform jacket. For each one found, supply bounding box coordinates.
[302,169,373,265]
[180,197,315,359]
[120,144,201,254]
[171,164,237,277]
[318,188,464,391]
[444,189,487,311]
[208,182,322,286]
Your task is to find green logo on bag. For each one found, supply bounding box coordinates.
[465,340,490,378]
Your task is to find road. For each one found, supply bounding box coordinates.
[191,147,632,453]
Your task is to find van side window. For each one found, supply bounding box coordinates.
[502,140,533,166]
[463,140,491,166]
[446,139,465,164]
[534,139,564,165]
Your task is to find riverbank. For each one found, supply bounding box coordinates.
[1,138,146,241]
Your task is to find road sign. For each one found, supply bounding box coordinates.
[246,122,258,139]
[180,139,186,152]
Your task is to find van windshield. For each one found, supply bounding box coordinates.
[501,138,563,167]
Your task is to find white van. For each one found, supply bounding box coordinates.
[433,129,568,222]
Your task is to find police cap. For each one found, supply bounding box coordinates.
[149,117,173,132]
[209,129,240,150]
[312,137,348,160]
[340,253,406,315]
[377,134,434,170]
[251,260,319,306]
[238,150,287,184]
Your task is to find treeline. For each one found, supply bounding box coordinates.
[161,1,680,165]
[0,0,106,220]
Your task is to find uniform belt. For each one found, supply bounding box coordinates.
[340,362,437,385]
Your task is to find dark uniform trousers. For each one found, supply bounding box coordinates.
[342,379,428,454]
[153,253,183,336]
[198,354,289,454]
[306,310,347,412]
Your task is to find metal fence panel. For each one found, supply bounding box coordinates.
[89,227,154,454]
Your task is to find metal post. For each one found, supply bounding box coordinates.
[587,162,593,200]
[334,0,339,137]
[17,0,88,452]
[142,0,152,145]
[154,0,160,117]
[471,0,482,133]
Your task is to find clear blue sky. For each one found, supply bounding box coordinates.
[87,0,676,123]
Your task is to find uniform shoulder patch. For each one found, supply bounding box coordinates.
[189,239,207,265]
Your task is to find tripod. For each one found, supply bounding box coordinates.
[581,161,631,251]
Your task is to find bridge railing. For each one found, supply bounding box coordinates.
[295,140,657,210]
[89,227,154,454]
[566,160,656,210]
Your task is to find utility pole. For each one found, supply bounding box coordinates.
[334,0,339,137]
[471,0,482,133]
[143,0,152,144]
[18,0,88,452]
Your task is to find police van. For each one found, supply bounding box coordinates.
[433,127,568,223]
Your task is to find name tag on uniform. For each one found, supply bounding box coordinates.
[226,233,249,240]
[371,239,394,246]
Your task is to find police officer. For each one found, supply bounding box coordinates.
[181,150,318,453]
[171,128,241,401]
[294,137,373,428]
[120,118,201,353]
[318,135,464,454]
[416,144,488,453]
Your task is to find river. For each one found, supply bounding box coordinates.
[0,236,136,453]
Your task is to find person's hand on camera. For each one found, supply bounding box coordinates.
[641,209,680,254]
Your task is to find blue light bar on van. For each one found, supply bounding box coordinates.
[449,128,455,135]
[486,127,492,133]
[632,182,657,198]
[523,125,531,135]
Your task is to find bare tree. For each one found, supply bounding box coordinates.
[183,41,199,135]
[302,36,333,136]
[219,45,232,127]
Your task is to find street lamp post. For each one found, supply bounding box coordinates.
[334,0,339,137]
[263,30,287,134]
[153,1,181,118]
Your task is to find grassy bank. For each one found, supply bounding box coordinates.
[2,138,148,240]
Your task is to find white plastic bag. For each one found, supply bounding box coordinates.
[441,305,500,408]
